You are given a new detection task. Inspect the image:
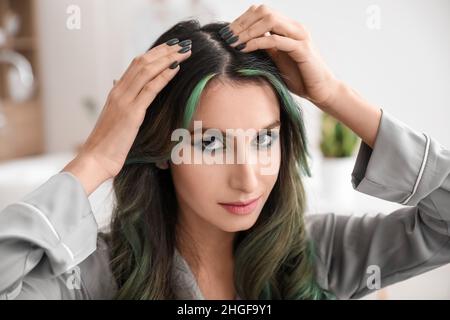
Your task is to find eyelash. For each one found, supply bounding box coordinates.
[252,132,276,149]
[194,132,279,152]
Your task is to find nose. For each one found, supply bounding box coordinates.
[228,161,259,194]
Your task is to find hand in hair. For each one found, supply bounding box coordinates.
[222,4,341,109]
[63,39,192,195]
[222,5,382,148]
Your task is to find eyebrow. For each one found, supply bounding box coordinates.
[189,120,281,135]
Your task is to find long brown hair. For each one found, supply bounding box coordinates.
[108,19,332,299]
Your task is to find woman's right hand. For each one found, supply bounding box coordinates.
[63,38,192,195]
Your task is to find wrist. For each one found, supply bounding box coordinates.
[62,153,111,196]
[315,80,350,112]
[313,81,382,149]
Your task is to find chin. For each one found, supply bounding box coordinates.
[217,215,260,233]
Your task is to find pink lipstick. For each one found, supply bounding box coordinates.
[219,196,262,215]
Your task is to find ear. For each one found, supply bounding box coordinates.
[156,160,169,170]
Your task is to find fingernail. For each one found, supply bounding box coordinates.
[218,25,230,36]
[178,39,192,47]
[235,43,246,51]
[177,45,191,53]
[166,38,179,46]
[225,35,239,45]
[169,61,179,69]
[220,29,234,40]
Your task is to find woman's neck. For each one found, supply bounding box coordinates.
[176,209,235,271]
[176,209,237,299]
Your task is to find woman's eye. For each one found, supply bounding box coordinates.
[253,132,276,148]
[199,136,224,152]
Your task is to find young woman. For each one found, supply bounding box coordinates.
[0,5,449,300]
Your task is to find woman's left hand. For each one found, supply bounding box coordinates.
[223,4,341,108]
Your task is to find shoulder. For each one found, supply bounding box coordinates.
[304,212,345,235]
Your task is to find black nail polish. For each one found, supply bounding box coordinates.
[169,61,179,69]
[218,25,230,36]
[178,45,191,54]
[235,43,246,51]
[178,39,192,47]
[166,38,179,46]
[226,35,239,45]
[220,29,234,40]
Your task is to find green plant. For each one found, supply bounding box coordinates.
[319,112,359,158]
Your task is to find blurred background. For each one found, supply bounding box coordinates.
[0,0,449,299]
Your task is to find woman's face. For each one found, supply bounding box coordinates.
[168,79,281,234]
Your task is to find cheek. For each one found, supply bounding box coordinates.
[261,162,280,192]
[261,142,281,196]
[170,164,224,207]
[258,140,281,181]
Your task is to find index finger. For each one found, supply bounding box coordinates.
[219,5,261,36]
[117,38,188,88]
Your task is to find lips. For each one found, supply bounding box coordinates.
[219,195,262,215]
[219,196,261,206]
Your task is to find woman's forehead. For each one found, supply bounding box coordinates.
[190,80,280,131]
